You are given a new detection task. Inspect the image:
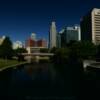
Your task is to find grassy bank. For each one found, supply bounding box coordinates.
[0,59,26,70]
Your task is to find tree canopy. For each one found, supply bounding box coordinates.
[0,36,14,59]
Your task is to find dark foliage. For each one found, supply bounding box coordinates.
[0,37,14,59]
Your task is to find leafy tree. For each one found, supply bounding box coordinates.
[51,45,84,96]
[0,36,14,59]
[14,48,27,55]
[69,41,96,59]
[14,48,27,61]
[50,47,57,53]
[51,48,70,71]
[40,48,49,53]
[96,45,100,61]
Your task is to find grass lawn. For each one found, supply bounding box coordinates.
[0,59,26,69]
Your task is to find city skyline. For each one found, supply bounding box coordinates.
[0,0,99,42]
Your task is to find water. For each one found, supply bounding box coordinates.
[0,63,76,99]
[1,62,99,99]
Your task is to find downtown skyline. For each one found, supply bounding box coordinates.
[0,0,100,42]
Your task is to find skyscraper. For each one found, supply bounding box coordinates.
[81,8,100,45]
[49,21,57,48]
[66,26,81,42]
[60,25,81,47]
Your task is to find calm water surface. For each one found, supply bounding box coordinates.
[0,63,75,99]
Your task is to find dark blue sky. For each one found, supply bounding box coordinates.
[0,0,100,43]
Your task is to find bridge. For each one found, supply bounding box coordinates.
[21,47,54,63]
[22,53,54,63]
[22,53,54,56]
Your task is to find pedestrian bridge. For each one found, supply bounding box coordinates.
[21,53,54,56]
[21,53,54,63]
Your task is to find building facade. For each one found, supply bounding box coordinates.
[13,41,23,49]
[25,38,36,47]
[31,33,36,40]
[81,8,100,45]
[49,21,57,48]
[57,33,61,48]
[60,25,81,47]
[37,39,47,47]
[66,26,81,42]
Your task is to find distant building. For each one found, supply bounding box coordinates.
[37,39,47,47]
[13,41,23,49]
[0,36,6,45]
[66,26,81,42]
[81,8,100,45]
[31,33,36,40]
[25,33,47,48]
[57,33,61,48]
[60,25,81,47]
[49,21,57,48]
[25,38,36,47]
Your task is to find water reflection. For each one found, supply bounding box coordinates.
[0,63,82,99]
[0,63,58,98]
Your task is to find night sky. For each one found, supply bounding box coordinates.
[0,0,100,43]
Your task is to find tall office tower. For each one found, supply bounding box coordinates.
[49,21,57,48]
[66,26,81,42]
[60,25,81,47]
[57,33,61,48]
[31,33,36,40]
[81,8,100,45]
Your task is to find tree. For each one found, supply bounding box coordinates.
[96,45,100,61]
[69,41,96,59]
[40,48,49,53]
[51,48,70,71]
[14,48,27,56]
[50,47,57,53]
[14,48,27,61]
[50,46,84,96]
[0,36,14,59]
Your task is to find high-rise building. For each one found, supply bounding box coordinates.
[66,26,81,42]
[60,25,81,47]
[81,8,100,45]
[57,33,61,48]
[13,41,23,49]
[49,21,57,48]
